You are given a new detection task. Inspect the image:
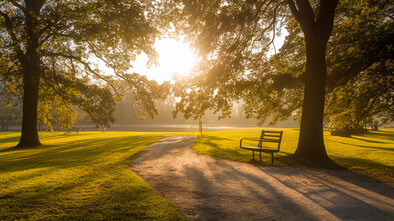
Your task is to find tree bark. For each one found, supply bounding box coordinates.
[294,38,330,163]
[288,0,338,165]
[17,54,41,147]
[16,2,43,147]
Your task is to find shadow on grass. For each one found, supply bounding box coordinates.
[194,135,249,160]
[0,133,21,144]
[0,135,160,173]
[356,130,394,140]
[335,140,394,152]
[332,156,394,176]
[0,133,185,220]
[274,153,393,185]
[351,136,392,144]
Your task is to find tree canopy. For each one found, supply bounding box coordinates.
[0,0,169,146]
[248,0,393,132]
[0,0,392,163]
[170,0,386,164]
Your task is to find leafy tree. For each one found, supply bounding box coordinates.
[0,91,21,131]
[326,71,393,134]
[0,0,166,147]
[326,0,393,132]
[250,0,393,134]
[172,74,233,121]
[173,0,338,164]
[0,64,22,130]
[37,85,78,132]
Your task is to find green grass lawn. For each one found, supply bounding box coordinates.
[1,128,393,219]
[192,128,394,184]
[0,132,187,220]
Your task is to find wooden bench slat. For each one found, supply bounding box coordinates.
[260,138,281,142]
[263,135,282,137]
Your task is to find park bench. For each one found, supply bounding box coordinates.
[240,130,283,164]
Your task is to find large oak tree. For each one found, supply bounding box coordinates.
[250,0,393,134]
[0,0,166,147]
[173,0,339,165]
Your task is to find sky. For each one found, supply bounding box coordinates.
[130,38,198,84]
[129,32,287,84]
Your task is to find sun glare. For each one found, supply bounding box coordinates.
[131,38,197,84]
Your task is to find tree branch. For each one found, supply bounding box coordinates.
[41,52,118,92]
[295,0,314,21]
[0,10,24,59]
[355,91,384,124]
[287,0,316,36]
[287,0,302,23]
[9,0,26,12]
[316,0,339,41]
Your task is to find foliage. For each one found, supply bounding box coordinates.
[171,0,341,163]
[324,0,394,130]
[171,0,288,121]
[326,71,393,131]
[0,97,21,128]
[37,89,77,132]
[0,0,171,145]
[0,132,186,220]
[171,0,393,134]
[252,0,394,131]
[0,78,21,127]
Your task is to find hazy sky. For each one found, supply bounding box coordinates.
[130,38,198,84]
[130,31,287,84]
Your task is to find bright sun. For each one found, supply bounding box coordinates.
[131,38,197,84]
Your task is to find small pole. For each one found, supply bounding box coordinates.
[199,119,202,136]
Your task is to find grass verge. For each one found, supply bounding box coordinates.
[0,132,186,220]
[192,128,394,185]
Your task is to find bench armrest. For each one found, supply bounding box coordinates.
[240,137,261,148]
[241,137,261,141]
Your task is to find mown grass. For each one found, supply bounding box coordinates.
[0,132,187,220]
[1,128,393,220]
[192,128,394,184]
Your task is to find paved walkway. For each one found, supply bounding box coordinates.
[130,136,394,220]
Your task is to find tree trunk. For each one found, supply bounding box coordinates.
[16,52,42,147]
[287,0,338,165]
[294,38,330,164]
[16,3,42,147]
[293,38,327,161]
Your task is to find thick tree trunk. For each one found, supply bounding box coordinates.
[16,3,43,147]
[287,0,338,165]
[294,39,330,164]
[17,57,41,147]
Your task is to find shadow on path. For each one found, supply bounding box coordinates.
[130,136,394,220]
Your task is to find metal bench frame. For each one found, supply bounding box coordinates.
[240,130,283,164]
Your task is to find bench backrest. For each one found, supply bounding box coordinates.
[258,130,283,151]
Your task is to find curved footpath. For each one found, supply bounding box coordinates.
[130,136,394,220]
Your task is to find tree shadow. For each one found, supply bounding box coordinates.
[0,135,161,174]
[331,156,394,182]
[356,130,394,140]
[256,165,393,220]
[351,136,391,144]
[0,133,183,220]
[334,139,394,151]
[132,138,394,220]
[0,133,21,144]
[193,135,243,158]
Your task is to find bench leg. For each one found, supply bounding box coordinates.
[271,152,274,164]
[259,152,262,161]
[252,151,254,160]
